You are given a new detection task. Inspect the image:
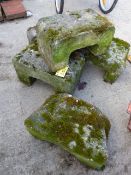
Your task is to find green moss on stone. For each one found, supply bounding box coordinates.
[36,8,115,72]
[45,28,59,43]
[84,38,130,83]
[69,12,81,19]
[24,93,111,169]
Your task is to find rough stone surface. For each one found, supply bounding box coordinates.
[27,26,37,44]
[25,93,111,170]
[36,9,115,72]
[12,41,86,93]
[85,38,130,83]
[0,0,131,175]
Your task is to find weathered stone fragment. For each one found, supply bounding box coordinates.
[36,9,115,72]
[25,93,111,169]
[12,41,86,93]
[27,26,37,44]
[85,38,130,83]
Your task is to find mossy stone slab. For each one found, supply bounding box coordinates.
[85,38,130,83]
[12,41,86,94]
[24,93,111,169]
[36,9,115,72]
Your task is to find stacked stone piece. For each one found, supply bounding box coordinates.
[13,9,121,93]
[84,38,130,83]
[13,40,86,93]
[36,9,115,72]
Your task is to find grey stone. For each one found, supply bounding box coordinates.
[12,41,86,94]
[84,38,130,83]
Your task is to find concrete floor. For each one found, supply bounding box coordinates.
[0,0,131,175]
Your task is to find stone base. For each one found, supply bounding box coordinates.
[12,41,86,94]
[85,38,130,83]
[24,93,111,170]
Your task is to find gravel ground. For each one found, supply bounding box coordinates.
[0,0,131,175]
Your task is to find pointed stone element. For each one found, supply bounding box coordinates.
[12,40,86,93]
[24,93,111,169]
[85,38,130,83]
[36,9,115,72]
